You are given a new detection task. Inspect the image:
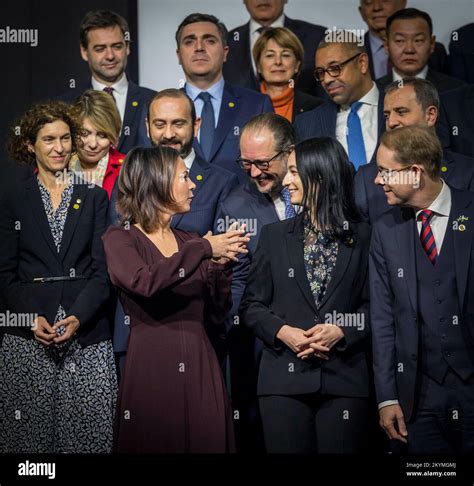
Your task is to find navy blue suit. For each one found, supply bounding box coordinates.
[107,153,238,361]
[449,23,474,84]
[376,68,466,95]
[437,84,474,158]
[370,188,474,452]
[192,82,273,183]
[355,149,474,224]
[59,80,156,154]
[294,89,385,163]
[224,16,327,96]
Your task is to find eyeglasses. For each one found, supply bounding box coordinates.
[313,53,362,82]
[377,164,414,183]
[236,150,289,171]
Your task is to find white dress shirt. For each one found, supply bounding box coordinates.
[92,73,128,123]
[378,180,451,410]
[393,64,429,82]
[335,82,380,164]
[183,149,196,171]
[249,14,285,75]
[271,192,286,221]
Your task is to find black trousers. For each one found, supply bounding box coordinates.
[259,393,368,453]
[406,370,474,453]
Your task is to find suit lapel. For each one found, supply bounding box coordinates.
[207,83,240,162]
[322,103,338,137]
[395,208,418,313]
[377,88,385,138]
[25,176,60,260]
[59,184,87,260]
[451,189,473,310]
[286,216,317,312]
[120,81,142,147]
[247,183,279,227]
[318,230,354,309]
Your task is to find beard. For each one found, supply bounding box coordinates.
[152,136,194,158]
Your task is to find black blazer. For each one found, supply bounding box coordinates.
[240,214,371,398]
[437,84,474,158]
[59,79,156,154]
[354,149,474,224]
[449,23,474,84]
[224,16,326,96]
[376,67,466,95]
[0,172,111,347]
[292,90,325,123]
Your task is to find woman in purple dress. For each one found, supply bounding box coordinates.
[102,146,248,453]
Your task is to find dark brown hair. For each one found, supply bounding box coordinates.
[147,89,196,125]
[80,9,130,48]
[380,125,442,178]
[116,146,180,232]
[7,101,80,165]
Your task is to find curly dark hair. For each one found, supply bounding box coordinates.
[7,101,80,165]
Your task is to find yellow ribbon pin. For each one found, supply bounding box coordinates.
[441,166,447,172]
[132,101,138,107]
[228,102,235,108]
[196,175,203,181]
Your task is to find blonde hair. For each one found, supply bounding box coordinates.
[253,27,304,79]
[73,89,121,146]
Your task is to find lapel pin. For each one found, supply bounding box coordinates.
[76,199,81,204]
[132,101,138,107]
[118,158,124,164]
[441,166,447,172]
[228,102,235,108]
[73,198,81,210]
[196,174,203,181]
[459,224,466,232]
[73,204,80,210]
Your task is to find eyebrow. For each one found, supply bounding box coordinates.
[182,33,218,41]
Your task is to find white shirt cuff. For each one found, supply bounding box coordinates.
[378,400,399,410]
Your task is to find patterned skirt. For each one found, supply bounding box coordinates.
[0,334,117,453]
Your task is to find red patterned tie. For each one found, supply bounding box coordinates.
[103,86,116,102]
[420,209,437,265]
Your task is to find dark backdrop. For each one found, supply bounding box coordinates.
[0,0,138,162]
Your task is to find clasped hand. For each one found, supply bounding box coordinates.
[276,323,344,360]
[32,315,80,346]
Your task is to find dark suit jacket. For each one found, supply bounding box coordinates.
[224,16,327,96]
[437,84,474,158]
[107,153,238,353]
[449,23,474,84]
[192,82,273,183]
[0,172,111,347]
[59,79,156,154]
[216,181,280,323]
[355,149,474,224]
[369,188,474,421]
[240,214,371,397]
[364,32,449,79]
[294,88,385,163]
[376,68,466,95]
[292,89,325,122]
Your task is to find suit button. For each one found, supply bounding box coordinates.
[445,351,452,357]
[437,299,442,304]
[411,354,417,361]
[434,279,441,286]
[441,334,447,340]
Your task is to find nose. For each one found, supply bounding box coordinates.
[53,139,65,154]
[374,171,384,186]
[86,134,98,149]
[282,171,291,187]
[372,0,383,11]
[250,164,262,178]
[386,113,400,131]
[164,125,174,140]
[104,47,115,59]
[403,40,415,53]
[195,38,204,51]
[189,180,196,191]
[275,54,282,65]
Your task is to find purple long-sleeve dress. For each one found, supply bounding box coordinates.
[102,225,235,453]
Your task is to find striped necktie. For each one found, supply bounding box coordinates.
[420,209,437,265]
[281,187,296,219]
[346,101,367,170]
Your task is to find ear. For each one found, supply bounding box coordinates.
[429,35,436,55]
[426,105,438,126]
[194,117,201,138]
[27,142,35,154]
[176,48,182,67]
[223,45,229,63]
[80,45,89,63]
[383,37,389,55]
[359,52,370,75]
[145,118,150,139]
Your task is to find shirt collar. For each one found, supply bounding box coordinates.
[340,82,379,111]
[250,13,285,35]
[91,73,128,96]
[183,148,196,170]
[393,64,429,82]
[185,77,225,102]
[415,179,451,219]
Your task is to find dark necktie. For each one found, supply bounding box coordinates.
[198,92,215,161]
[281,187,296,219]
[420,209,437,265]
[103,86,116,102]
[346,101,367,170]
